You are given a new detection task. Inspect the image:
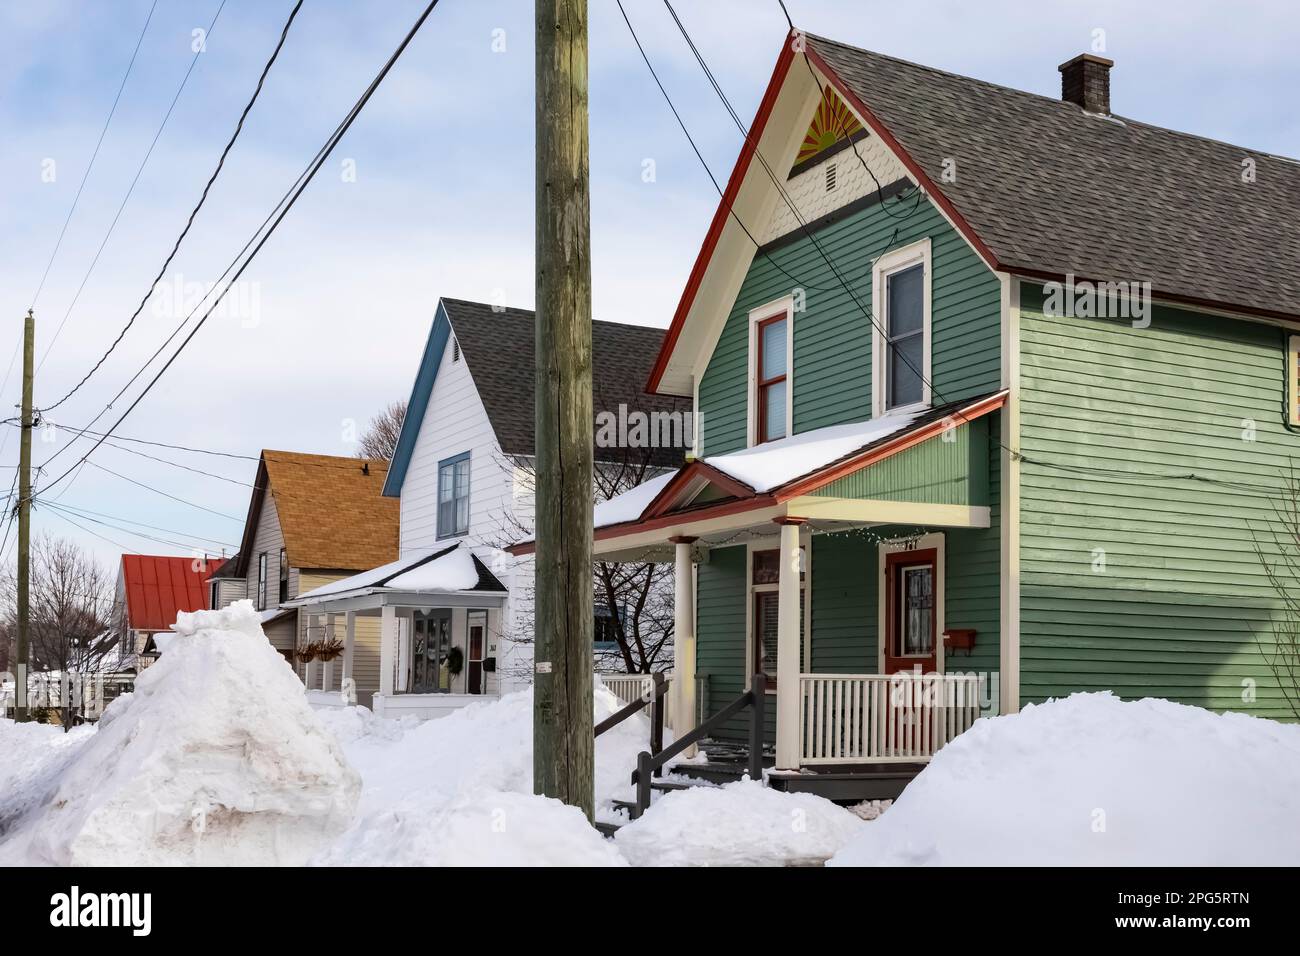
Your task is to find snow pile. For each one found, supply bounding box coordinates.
[0,601,360,866]
[0,720,94,841]
[830,692,1300,867]
[313,685,648,866]
[616,780,864,866]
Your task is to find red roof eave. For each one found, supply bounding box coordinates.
[646,30,1003,398]
[508,391,1009,556]
[645,31,799,396]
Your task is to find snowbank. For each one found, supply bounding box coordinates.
[616,780,864,866]
[312,685,648,866]
[0,720,94,841]
[830,692,1300,866]
[0,601,360,866]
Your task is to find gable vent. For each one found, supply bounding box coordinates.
[452,338,460,362]
[825,162,838,192]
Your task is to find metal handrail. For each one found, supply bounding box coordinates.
[626,673,766,820]
[595,672,667,773]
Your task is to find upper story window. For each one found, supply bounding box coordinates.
[437,452,471,538]
[872,238,932,416]
[748,297,795,446]
[278,547,289,604]
[1288,335,1300,427]
[257,553,267,610]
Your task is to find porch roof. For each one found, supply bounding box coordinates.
[509,390,1006,560]
[283,542,507,611]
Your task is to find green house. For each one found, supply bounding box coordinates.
[571,32,1300,797]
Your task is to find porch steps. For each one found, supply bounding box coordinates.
[768,764,928,802]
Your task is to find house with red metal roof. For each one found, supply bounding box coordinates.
[112,554,226,674]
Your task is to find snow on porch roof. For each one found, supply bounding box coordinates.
[285,543,507,607]
[590,390,1008,532]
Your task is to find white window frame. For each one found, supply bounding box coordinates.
[744,534,813,691]
[746,295,796,448]
[1288,335,1300,427]
[257,552,267,611]
[876,531,946,674]
[872,237,933,418]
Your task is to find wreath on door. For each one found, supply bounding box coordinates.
[446,646,464,677]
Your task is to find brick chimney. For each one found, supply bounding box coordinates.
[1058,53,1113,114]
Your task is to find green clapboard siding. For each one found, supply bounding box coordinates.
[697,193,1001,457]
[1018,282,1297,718]
[694,441,1004,746]
[811,418,989,505]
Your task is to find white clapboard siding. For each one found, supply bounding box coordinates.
[399,331,515,557]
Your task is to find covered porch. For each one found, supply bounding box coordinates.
[285,543,509,720]
[563,391,1008,791]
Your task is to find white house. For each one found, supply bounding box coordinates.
[287,297,687,720]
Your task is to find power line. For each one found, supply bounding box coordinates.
[36,0,228,377]
[81,460,243,522]
[612,0,847,296]
[37,499,234,554]
[41,0,304,410]
[40,499,239,549]
[36,0,445,493]
[42,506,137,555]
[28,1,160,310]
[773,0,923,223]
[643,2,1025,462]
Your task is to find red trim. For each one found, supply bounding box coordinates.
[509,390,1007,555]
[645,33,799,396]
[883,547,938,674]
[507,493,783,556]
[776,390,1007,499]
[802,45,1000,273]
[642,460,756,520]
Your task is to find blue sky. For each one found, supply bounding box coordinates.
[1,0,1297,570]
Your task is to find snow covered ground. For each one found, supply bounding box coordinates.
[3,606,1297,867]
[0,603,359,866]
[830,692,1300,866]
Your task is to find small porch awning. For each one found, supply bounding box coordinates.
[283,542,508,612]
[510,390,1007,561]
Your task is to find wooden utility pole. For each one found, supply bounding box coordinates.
[14,310,34,722]
[533,0,594,818]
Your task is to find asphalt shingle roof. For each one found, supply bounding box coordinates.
[806,34,1300,319]
[253,451,399,573]
[441,298,691,466]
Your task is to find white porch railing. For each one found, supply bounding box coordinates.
[598,673,657,706]
[799,673,982,765]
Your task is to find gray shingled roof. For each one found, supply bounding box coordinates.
[806,34,1300,320]
[441,298,691,466]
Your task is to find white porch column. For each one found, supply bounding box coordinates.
[341,610,357,704]
[774,517,805,770]
[379,605,396,698]
[670,536,697,755]
[320,613,333,691]
[304,612,319,689]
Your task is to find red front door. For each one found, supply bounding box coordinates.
[884,548,938,674]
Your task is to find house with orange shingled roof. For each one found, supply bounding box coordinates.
[210,450,400,708]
